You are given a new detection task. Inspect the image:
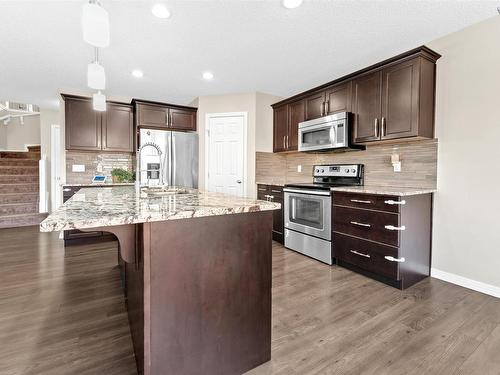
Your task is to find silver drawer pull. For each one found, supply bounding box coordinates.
[385,200,406,205]
[350,221,371,228]
[350,250,371,258]
[385,225,406,231]
[350,199,372,204]
[271,189,281,193]
[63,188,72,192]
[385,256,406,263]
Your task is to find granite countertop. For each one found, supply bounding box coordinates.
[256,181,286,187]
[40,186,280,232]
[330,185,437,196]
[62,183,135,187]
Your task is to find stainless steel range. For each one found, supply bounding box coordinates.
[283,164,364,265]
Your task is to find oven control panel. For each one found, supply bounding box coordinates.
[313,164,360,177]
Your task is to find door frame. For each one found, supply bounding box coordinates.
[50,124,62,212]
[205,112,248,197]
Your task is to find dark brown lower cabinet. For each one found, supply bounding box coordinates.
[63,186,115,246]
[333,192,432,289]
[257,184,284,244]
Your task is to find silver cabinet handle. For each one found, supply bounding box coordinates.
[283,135,286,149]
[374,118,379,138]
[350,250,371,258]
[385,225,406,231]
[381,117,386,137]
[385,200,406,205]
[350,221,371,228]
[350,199,372,204]
[271,189,281,193]
[385,256,406,263]
[236,180,242,184]
[63,188,72,192]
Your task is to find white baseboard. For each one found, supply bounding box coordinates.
[431,268,500,299]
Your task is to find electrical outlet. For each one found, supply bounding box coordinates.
[72,164,85,172]
[393,162,401,172]
[297,165,302,173]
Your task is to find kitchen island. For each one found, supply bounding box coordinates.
[40,186,280,375]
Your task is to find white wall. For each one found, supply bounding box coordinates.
[0,115,40,151]
[428,16,500,291]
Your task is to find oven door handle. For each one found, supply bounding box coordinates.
[283,188,331,196]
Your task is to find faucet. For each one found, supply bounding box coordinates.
[135,142,163,189]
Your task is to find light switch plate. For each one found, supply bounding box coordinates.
[72,164,85,172]
[297,165,302,173]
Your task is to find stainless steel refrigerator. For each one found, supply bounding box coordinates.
[138,128,198,188]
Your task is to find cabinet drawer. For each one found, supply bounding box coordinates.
[269,185,283,198]
[334,233,400,279]
[333,192,403,213]
[333,206,400,247]
[257,184,270,200]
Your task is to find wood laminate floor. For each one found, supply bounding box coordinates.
[1,226,499,375]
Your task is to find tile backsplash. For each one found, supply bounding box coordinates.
[256,139,437,188]
[66,151,134,184]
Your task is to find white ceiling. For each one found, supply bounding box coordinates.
[0,1,498,109]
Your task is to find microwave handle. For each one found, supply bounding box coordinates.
[329,126,336,145]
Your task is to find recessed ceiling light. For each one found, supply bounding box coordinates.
[202,71,214,80]
[132,69,144,78]
[152,3,171,19]
[282,0,303,9]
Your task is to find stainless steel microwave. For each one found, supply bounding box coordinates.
[298,112,361,152]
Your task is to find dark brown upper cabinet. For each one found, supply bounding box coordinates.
[287,100,305,151]
[273,104,288,152]
[304,91,325,121]
[352,56,436,143]
[64,95,134,153]
[304,81,352,121]
[135,100,197,132]
[102,103,134,152]
[271,46,440,150]
[325,81,352,116]
[352,71,383,143]
[65,96,102,151]
[273,100,304,153]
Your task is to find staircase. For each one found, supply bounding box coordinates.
[0,145,47,229]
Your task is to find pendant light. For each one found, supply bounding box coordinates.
[93,91,106,111]
[82,0,110,48]
[87,48,106,90]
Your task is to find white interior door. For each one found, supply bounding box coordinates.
[207,114,245,197]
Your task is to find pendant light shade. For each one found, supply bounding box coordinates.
[87,62,106,90]
[93,91,106,111]
[82,2,110,48]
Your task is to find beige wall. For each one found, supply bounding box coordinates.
[194,92,280,198]
[428,16,500,290]
[255,92,283,152]
[0,115,40,151]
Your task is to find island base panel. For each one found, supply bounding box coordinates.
[128,211,273,375]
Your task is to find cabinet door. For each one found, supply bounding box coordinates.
[273,105,288,152]
[65,97,101,151]
[137,104,168,128]
[381,58,420,140]
[352,71,382,143]
[169,108,196,131]
[287,100,305,151]
[304,91,325,120]
[325,81,351,115]
[270,186,284,244]
[102,103,134,152]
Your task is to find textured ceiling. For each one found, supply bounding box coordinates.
[0,0,497,109]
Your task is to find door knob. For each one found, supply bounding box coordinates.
[236,180,242,184]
